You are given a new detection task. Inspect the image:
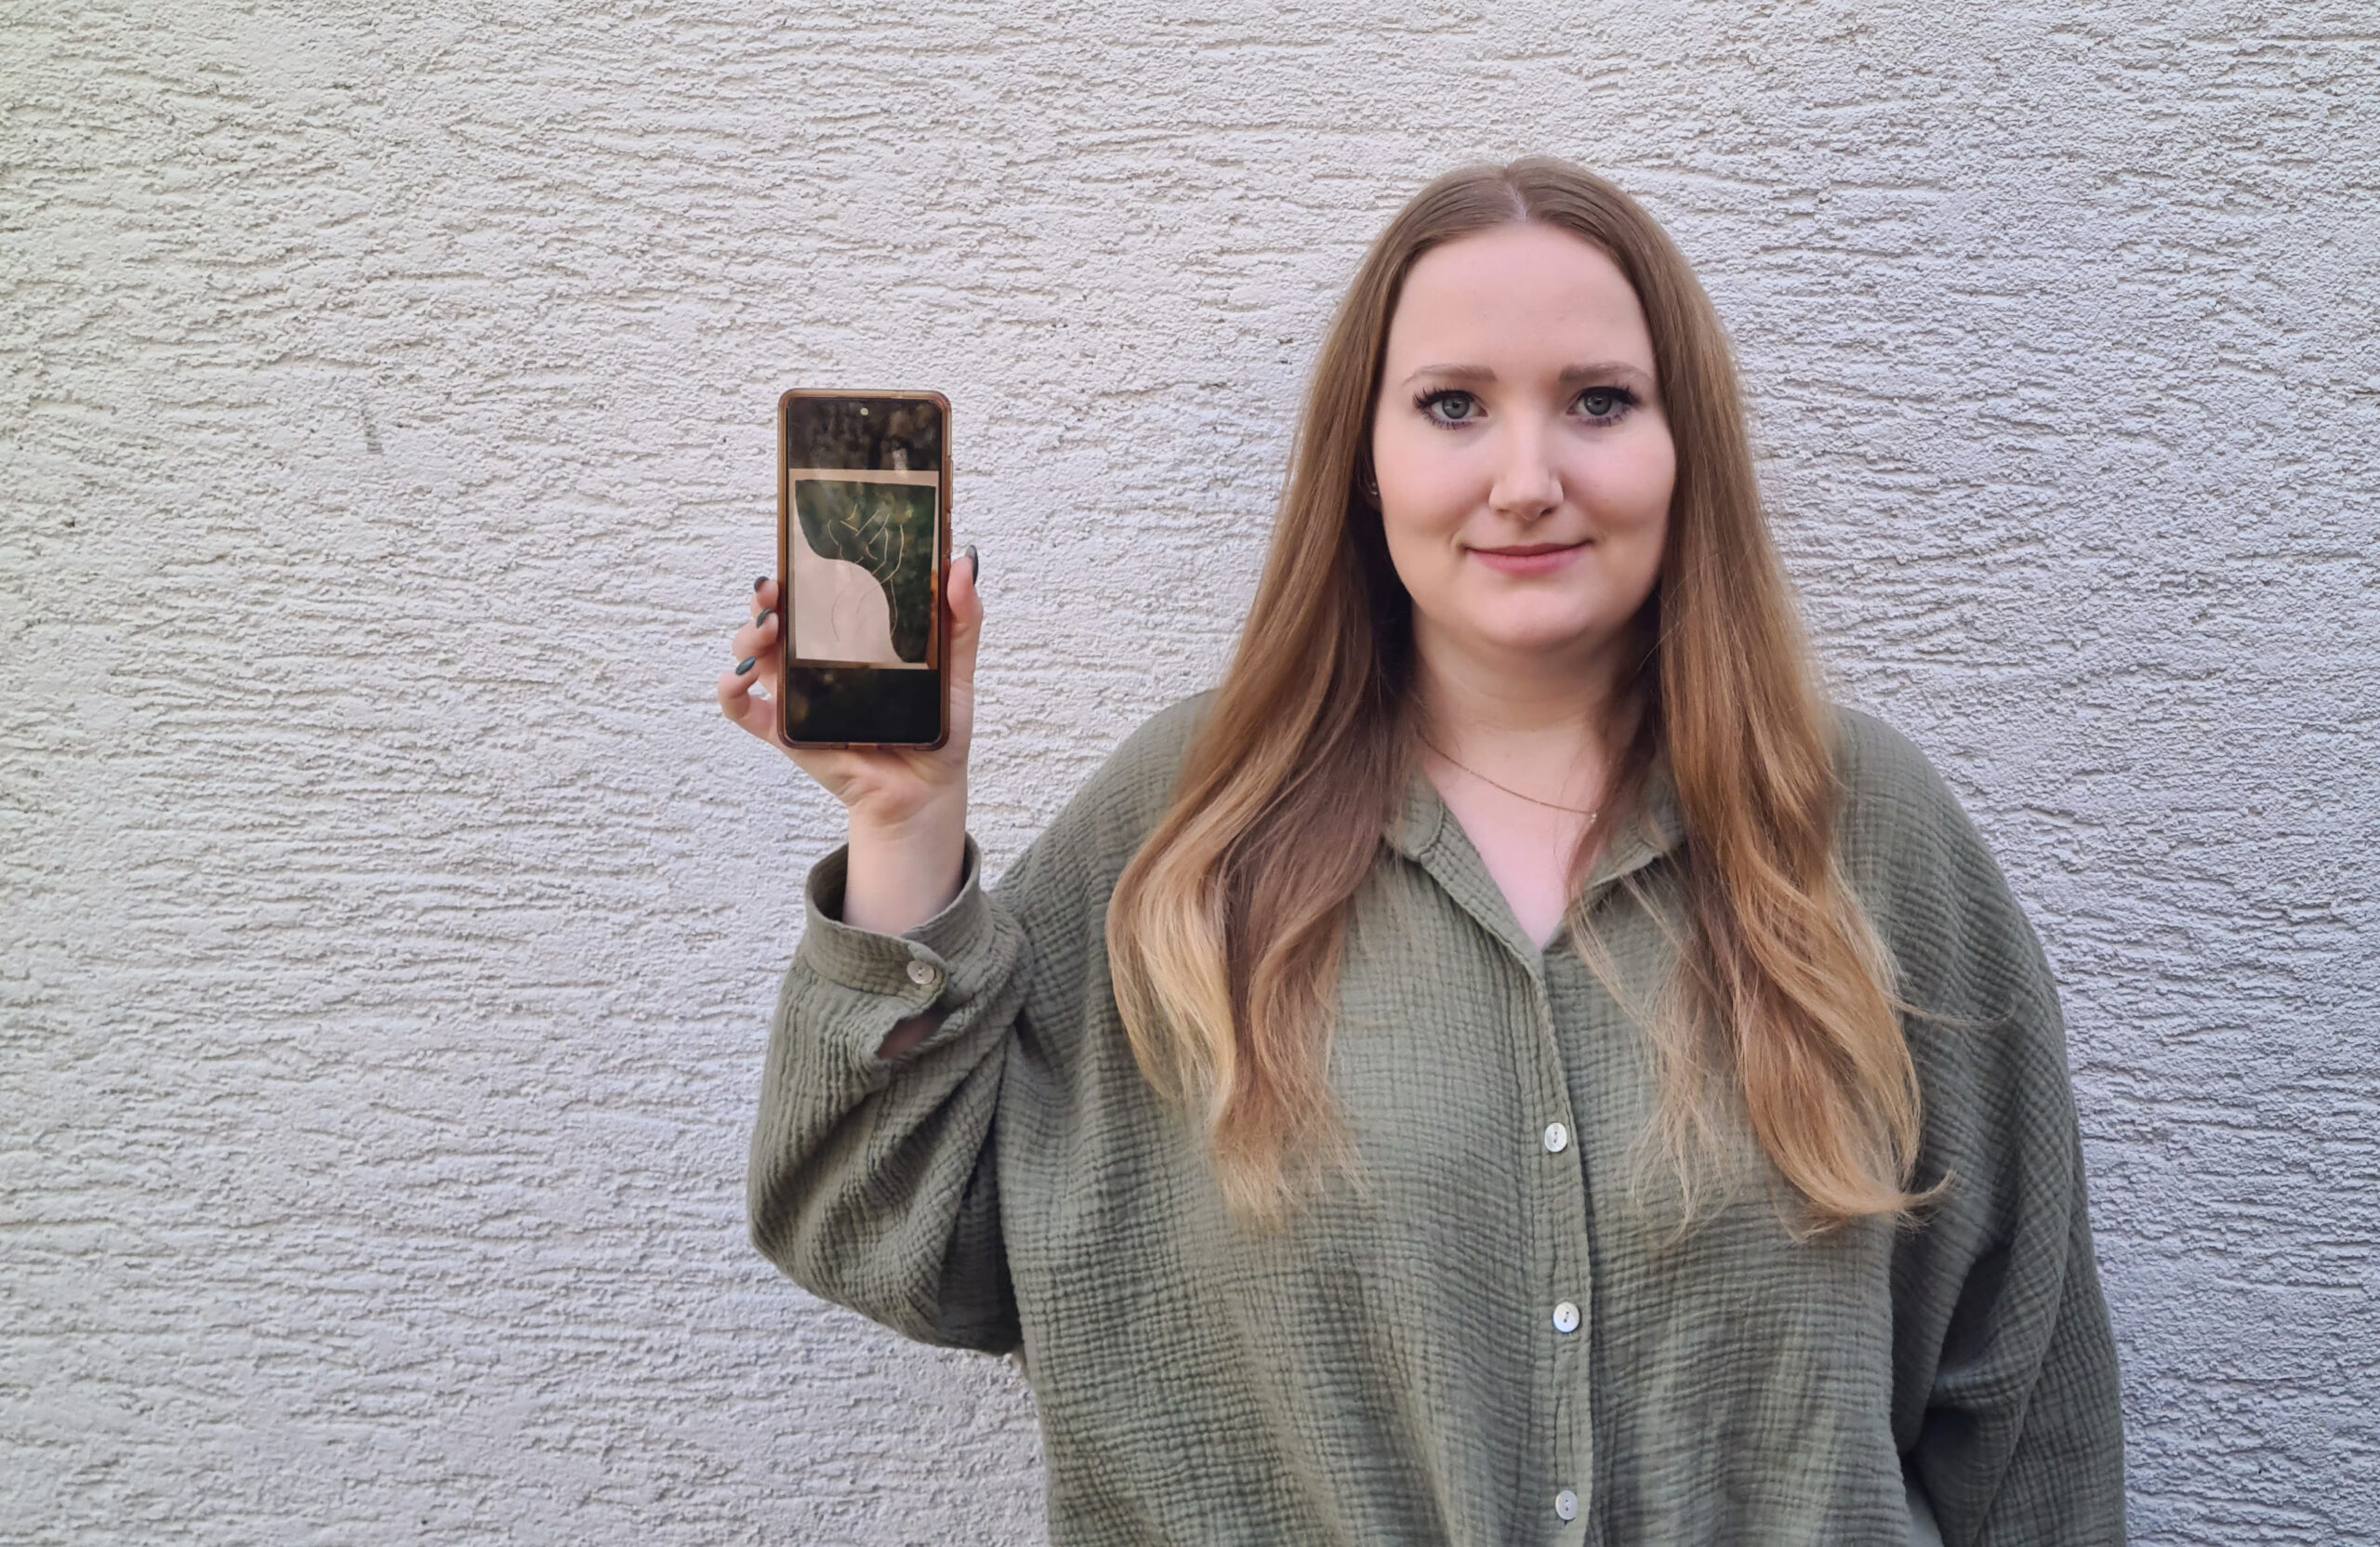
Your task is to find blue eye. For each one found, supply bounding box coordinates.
[1416,390,1482,426]
[1573,387,1635,423]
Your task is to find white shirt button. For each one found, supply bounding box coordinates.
[1542,1122,1568,1154]
[905,959,939,986]
[1554,1488,1579,1522]
[1553,1301,1580,1334]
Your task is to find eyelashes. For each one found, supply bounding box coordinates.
[1415,389,1485,426]
[1571,386,1637,422]
[1413,386,1641,428]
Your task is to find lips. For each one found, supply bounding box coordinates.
[1466,539,1590,576]
[1471,542,1584,558]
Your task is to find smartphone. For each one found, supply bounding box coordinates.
[775,389,952,748]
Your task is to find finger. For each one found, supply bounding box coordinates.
[717,658,777,742]
[752,574,777,617]
[945,545,983,705]
[736,603,779,660]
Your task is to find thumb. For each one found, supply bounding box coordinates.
[946,544,983,702]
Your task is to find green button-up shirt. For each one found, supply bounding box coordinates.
[750,695,2125,1544]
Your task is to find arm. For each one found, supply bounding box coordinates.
[739,685,1210,1353]
[722,551,1023,1349]
[1958,1131,2125,1544]
[1836,712,2127,1544]
[747,838,1028,1353]
[1901,1052,2125,1546]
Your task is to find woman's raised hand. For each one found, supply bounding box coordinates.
[720,549,983,933]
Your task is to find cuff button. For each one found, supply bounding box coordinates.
[906,959,940,987]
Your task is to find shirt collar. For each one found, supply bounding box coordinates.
[1384,759,1686,935]
[1384,767,1447,861]
[1591,761,1686,892]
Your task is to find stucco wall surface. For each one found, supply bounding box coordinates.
[5,1,2375,1541]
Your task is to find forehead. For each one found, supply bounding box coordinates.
[1384,223,1651,366]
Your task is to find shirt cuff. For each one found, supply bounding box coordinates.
[795,837,997,1008]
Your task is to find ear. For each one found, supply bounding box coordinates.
[1355,456,1382,511]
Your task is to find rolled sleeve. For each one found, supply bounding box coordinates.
[751,834,1029,1349]
[788,837,1011,1076]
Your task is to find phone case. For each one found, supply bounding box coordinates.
[774,389,952,750]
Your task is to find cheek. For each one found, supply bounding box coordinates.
[1378,505,1455,610]
[1373,425,1470,523]
[1575,433,1673,603]
[1372,439,1468,584]
[1587,430,1676,532]
[1615,518,1669,611]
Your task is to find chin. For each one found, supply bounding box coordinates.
[1472,619,1617,658]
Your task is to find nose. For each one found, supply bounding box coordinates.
[1488,417,1562,522]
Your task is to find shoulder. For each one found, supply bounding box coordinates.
[1828,707,2014,942]
[1825,728,2090,1218]
[1073,688,1216,834]
[1829,706,1976,865]
[1828,706,2055,1016]
[996,690,1216,895]
[1099,689,1217,798]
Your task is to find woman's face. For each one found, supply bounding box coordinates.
[1370,222,1675,676]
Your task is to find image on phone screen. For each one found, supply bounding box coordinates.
[787,474,936,667]
[777,392,948,747]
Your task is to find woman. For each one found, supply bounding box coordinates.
[719,158,2124,1544]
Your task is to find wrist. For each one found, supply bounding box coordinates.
[842,787,969,935]
[846,782,967,853]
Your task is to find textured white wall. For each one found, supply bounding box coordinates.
[5,2,2375,1541]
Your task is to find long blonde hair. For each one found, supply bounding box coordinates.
[1105,158,1925,1233]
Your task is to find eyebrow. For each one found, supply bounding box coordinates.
[1398,361,1652,390]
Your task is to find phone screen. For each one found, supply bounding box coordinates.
[776,391,949,747]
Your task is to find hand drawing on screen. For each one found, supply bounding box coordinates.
[791,486,903,665]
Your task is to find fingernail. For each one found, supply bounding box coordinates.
[735,657,756,675]
[756,609,774,628]
[964,544,980,581]
[753,575,768,592]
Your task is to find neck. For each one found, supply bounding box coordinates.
[1411,618,1631,756]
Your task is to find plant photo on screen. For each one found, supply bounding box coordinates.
[789,476,936,665]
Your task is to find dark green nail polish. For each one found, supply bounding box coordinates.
[753,575,768,592]
[964,544,981,580]
[756,609,774,628]
[735,657,756,675]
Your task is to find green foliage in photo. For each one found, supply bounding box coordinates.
[794,479,937,663]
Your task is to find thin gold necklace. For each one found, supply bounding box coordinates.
[1414,730,1601,819]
